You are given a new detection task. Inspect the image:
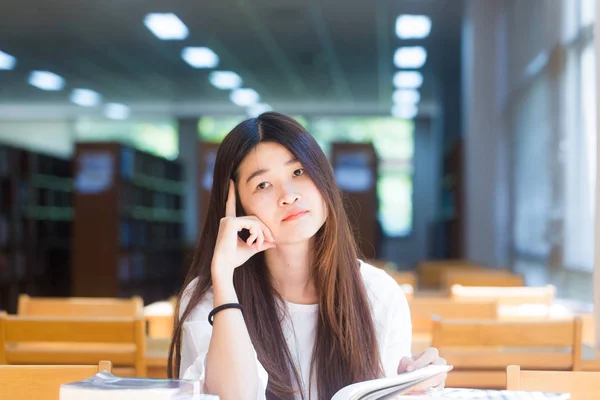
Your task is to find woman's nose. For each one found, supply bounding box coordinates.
[279,188,301,206]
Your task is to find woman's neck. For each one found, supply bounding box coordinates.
[264,240,318,305]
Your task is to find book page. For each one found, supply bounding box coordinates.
[397,388,571,400]
[331,365,452,400]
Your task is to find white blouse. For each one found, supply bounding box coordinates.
[179,261,413,400]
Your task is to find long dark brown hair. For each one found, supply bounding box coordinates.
[168,112,382,399]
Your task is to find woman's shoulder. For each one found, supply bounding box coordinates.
[359,260,408,306]
[359,260,400,290]
[179,277,215,321]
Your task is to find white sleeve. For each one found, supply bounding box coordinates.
[178,280,269,399]
[381,284,413,377]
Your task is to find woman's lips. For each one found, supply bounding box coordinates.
[282,210,309,222]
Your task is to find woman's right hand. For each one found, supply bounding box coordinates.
[211,180,276,280]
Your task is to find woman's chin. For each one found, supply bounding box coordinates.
[271,238,312,247]
[271,232,317,246]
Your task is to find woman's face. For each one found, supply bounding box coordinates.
[236,142,327,245]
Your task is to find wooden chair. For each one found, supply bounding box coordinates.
[0,361,112,400]
[578,312,595,346]
[0,311,146,377]
[144,298,176,339]
[409,298,498,354]
[432,317,582,389]
[146,337,170,379]
[416,260,483,289]
[441,269,524,290]
[506,365,600,399]
[409,298,498,334]
[450,284,556,307]
[18,294,144,318]
[399,284,414,302]
[366,259,397,270]
[385,270,417,288]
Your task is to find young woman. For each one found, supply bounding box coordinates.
[168,112,447,400]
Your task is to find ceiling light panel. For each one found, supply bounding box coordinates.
[28,71,65,91]
[394,47,427,69]
[144,13,189,40]
[182,47,219,69]
[396,15,432,39]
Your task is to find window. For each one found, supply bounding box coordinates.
[198,115,415,237]
[75,118,178,160]
[563,39,596,271]
[309,117,414,237]
[513,79,553,258]
[580,0,596,27]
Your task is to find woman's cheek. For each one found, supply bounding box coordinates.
[250,195,274,222]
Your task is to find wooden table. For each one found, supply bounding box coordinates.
[146,338,169,378]
[581,344,600,371]
[412,305,575,354]
[145,301,175,339]
[140,298,596,380]
[143,338,600,381]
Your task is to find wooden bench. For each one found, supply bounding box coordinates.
[578,312,595,346]
[441,270,525,291]
[409,298,498,354]
[399,284,414,302]
[0,311,146,377]
[385,270,417,288]
[366,259,397,270]
[450,284,567,321]
[0,361,111,400]
[506,365,600,399]
[146,337,169,378]
[410,298,498,334]
[18,294,144,318]
[450,284,556,307]
[144,297,176,339]
[416,260,483,289]
[432,317,582,389]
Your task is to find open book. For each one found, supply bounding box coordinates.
[59,372,218,400]
[399,389,570,400]
[332,365,452,400]
[331,365,570,400]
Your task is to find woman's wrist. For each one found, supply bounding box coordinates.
[211,259,234,282]
[211,264,238,306]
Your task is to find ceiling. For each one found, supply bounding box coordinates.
[0,0,463,118]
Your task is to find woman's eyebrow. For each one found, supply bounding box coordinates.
[245,157,299,185]
[246,167,269,184]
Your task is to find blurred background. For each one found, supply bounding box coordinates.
[0,0,597,313]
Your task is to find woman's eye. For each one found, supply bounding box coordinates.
[257,182,271,190]
[293,168,305,177]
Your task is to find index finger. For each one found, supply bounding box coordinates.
[225,180,236,217]
[407,348,438,371]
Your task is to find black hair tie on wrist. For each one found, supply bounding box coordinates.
[208,303,243,325]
